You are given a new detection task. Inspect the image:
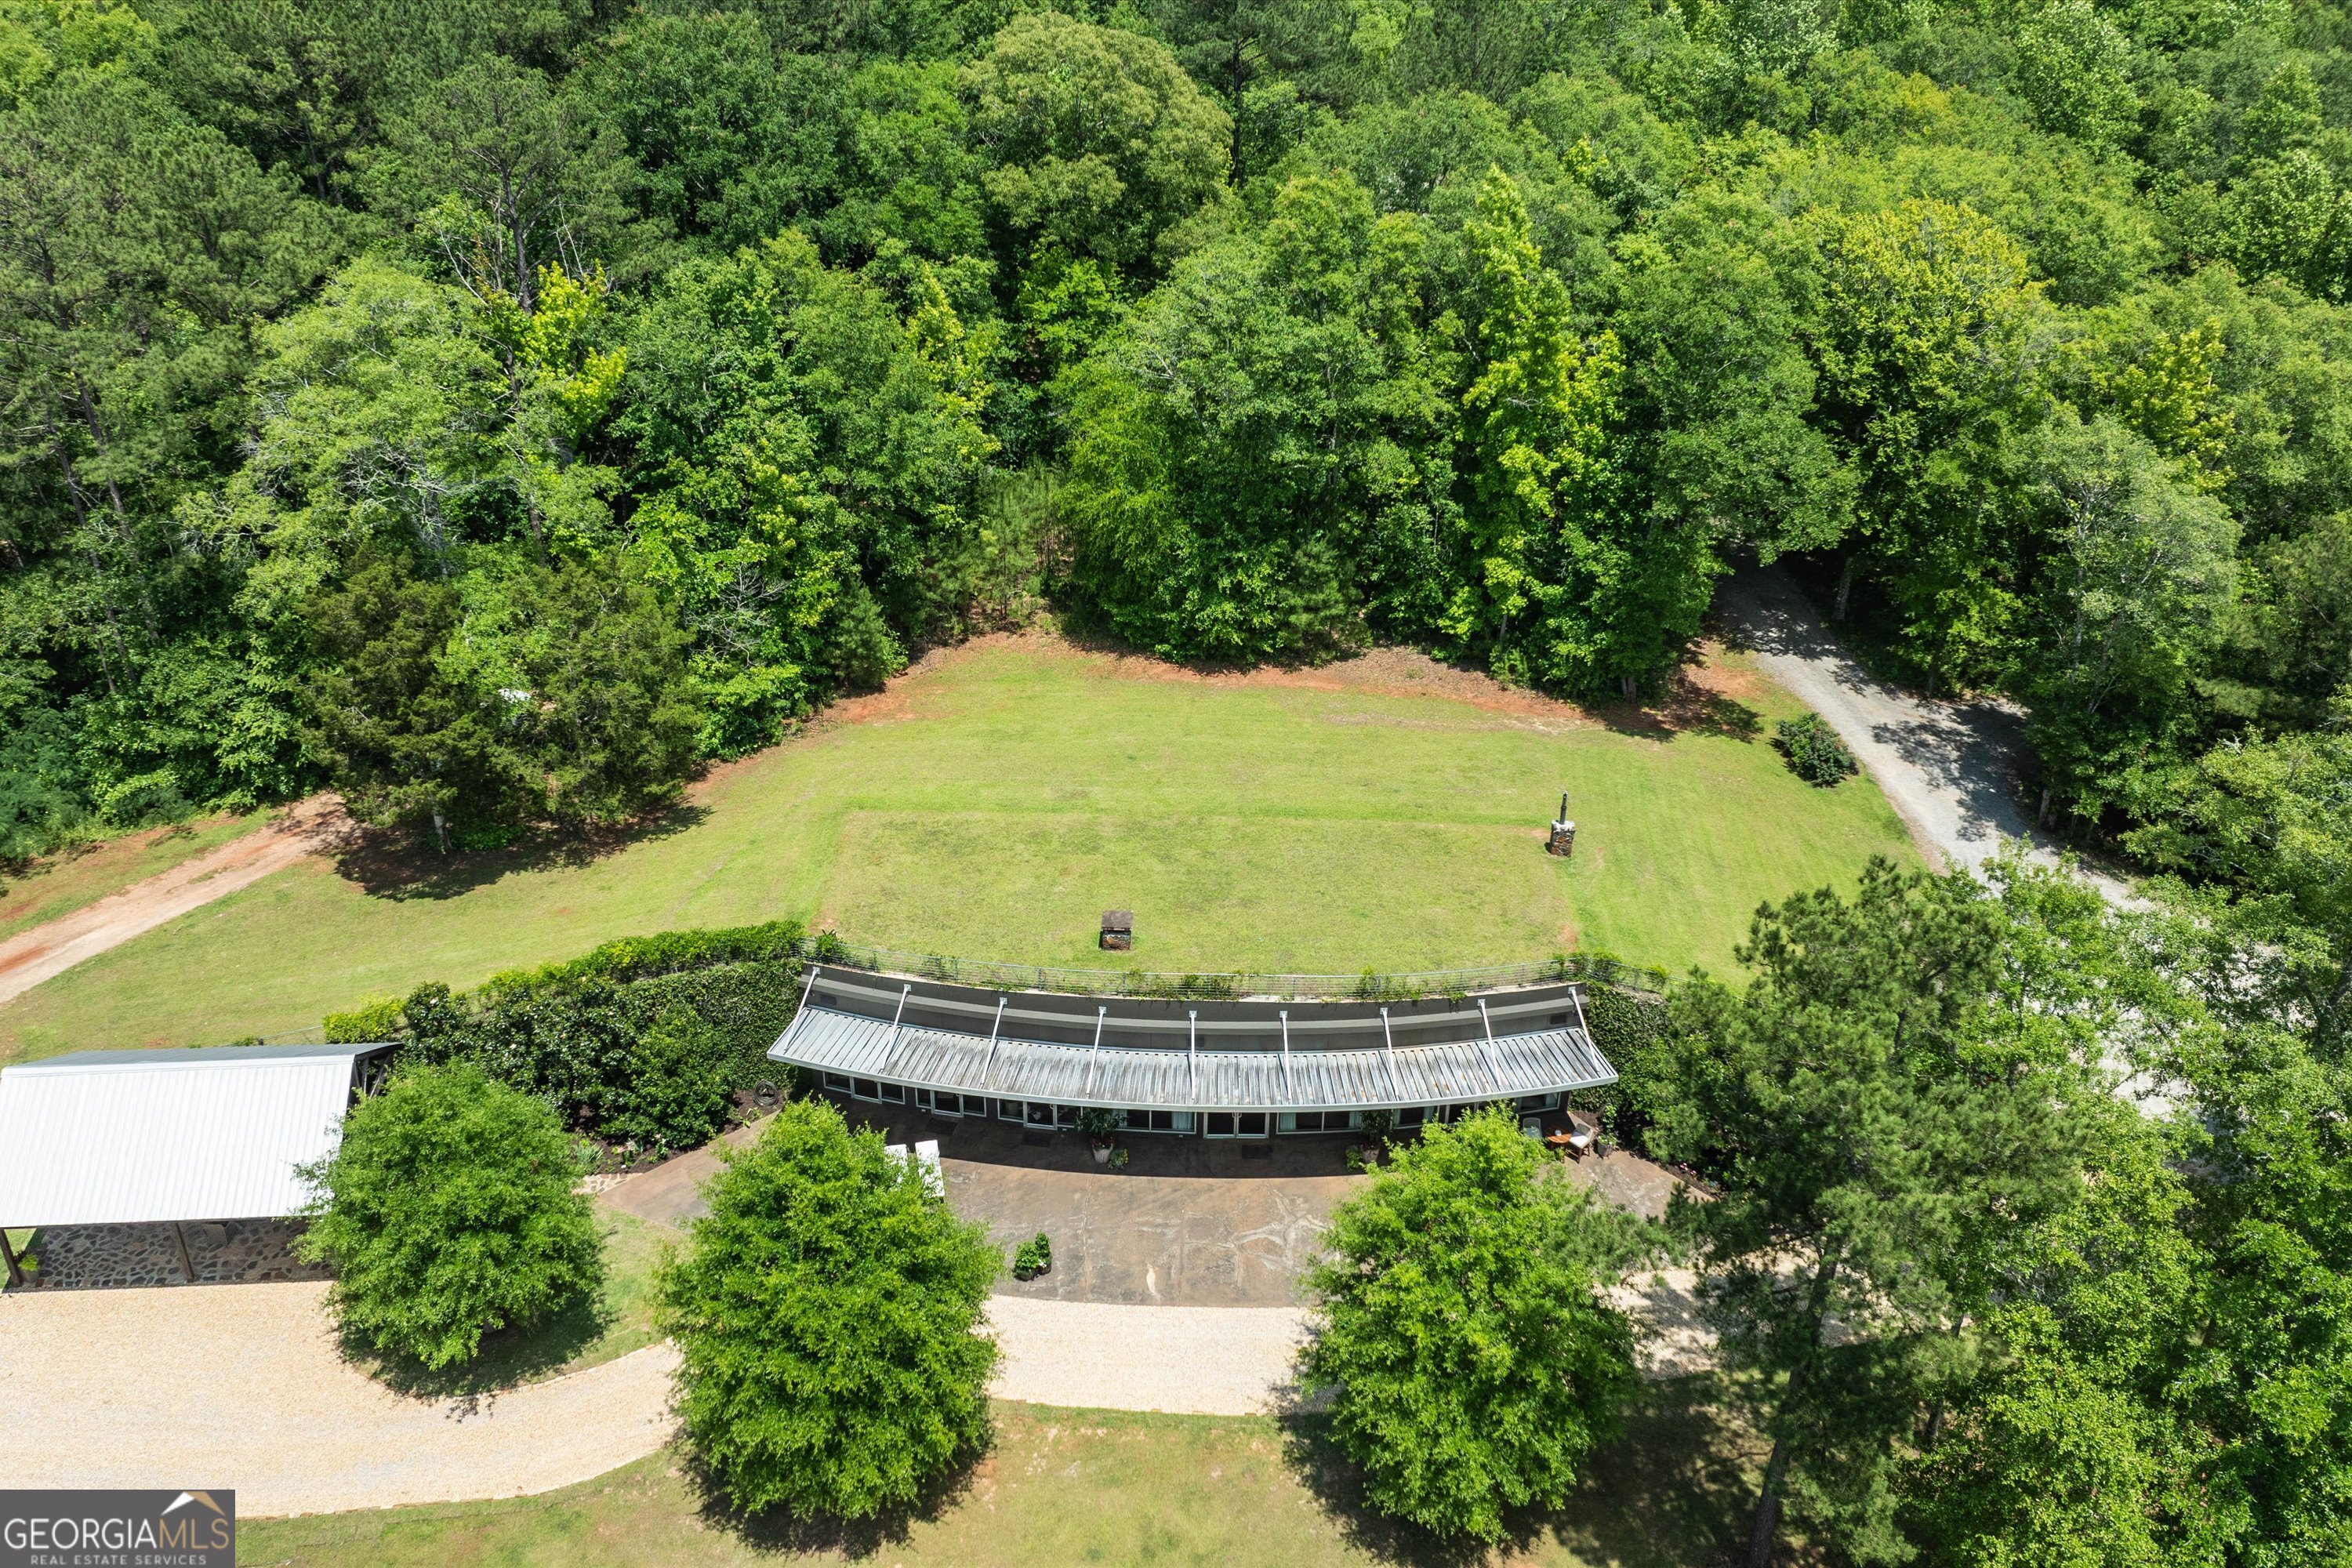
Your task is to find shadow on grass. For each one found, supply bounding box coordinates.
[329,801,713,902]
[350,1283,619,1401]
[1278,1372,1757,1568]
[684,1434,989,1561]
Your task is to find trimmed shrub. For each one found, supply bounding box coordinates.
[297,1062,602,1370]
[602,1005,733,1152]
[661,1101,1001,1519]
[1775,713,1859,785]
[361,921,808,1135]
[1300,1107,1639,1542]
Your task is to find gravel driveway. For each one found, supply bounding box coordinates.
[0,1279,677,1517]
[1719,566,2136,905]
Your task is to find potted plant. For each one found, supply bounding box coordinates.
[1013,1232,1053,1279]
[1076,1106,1121,1163]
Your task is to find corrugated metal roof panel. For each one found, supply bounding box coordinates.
[772,1007,1615,1111]
[0,1044,383,1228]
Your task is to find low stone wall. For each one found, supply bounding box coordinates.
[16,1218,328,1290]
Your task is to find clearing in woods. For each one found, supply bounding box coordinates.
[0,628,1916,1060]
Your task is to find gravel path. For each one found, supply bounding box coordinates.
[0,1279,1316,1514]
[0,1280,676,1517]
[985,1296,1308,1414]
[0,797,351,1006]
[1719,567,2135,904]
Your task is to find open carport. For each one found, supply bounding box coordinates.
[0,1041,393,1287]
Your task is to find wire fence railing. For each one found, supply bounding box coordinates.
[797,935,1671,1001]
[238,939,1669,1046]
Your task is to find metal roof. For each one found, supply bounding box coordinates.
[0,1042,391,1228]
[771,1005,1615,1112]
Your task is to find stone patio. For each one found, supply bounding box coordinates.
[595,1091,1690,1309]
[13,1218,327,1290]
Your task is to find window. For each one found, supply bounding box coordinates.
[853,1078,880,1101]
[1122,1108,1187,1133]
[1025,1102,1055,1127]
[1279,1110,1363,1133]
[1236,1112,1267,1137]
[880,1083,905,1103]
[1515,1092,1558,1112]
[1056,1104,1080,1127]
[1396,1106,1426,1128]
[1000,1099,1025,1123]
[824,1073,854,1094]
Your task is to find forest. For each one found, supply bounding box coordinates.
[2,0,2349,880]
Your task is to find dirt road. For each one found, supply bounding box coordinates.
[0,797,350,1007]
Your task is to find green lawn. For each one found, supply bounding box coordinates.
[0,808,265,944]
[1,635,1917,1060]
[238,1378,1763,1567]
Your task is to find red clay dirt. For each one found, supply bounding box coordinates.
[0,795,356,1007]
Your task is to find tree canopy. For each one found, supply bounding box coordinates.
[296,1059,604,1370]
[1299,1105,1641,1542]
[3,0,2351,875]
[659,1098,1001,1519]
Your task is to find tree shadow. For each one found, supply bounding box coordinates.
[685,1434,989,1560]
[329,800,713,902]
[350,1282,616,1400]
[1276,1372,1758,1568]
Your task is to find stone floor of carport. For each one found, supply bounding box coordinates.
[599,1091,1686,1309]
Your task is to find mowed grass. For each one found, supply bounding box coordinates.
[0,633,1918,1060]
[237,1379,1762,1568]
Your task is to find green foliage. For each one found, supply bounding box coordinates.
[1300,1107,1639,1542]
[1641,858,2100,1563]
[601,1005,733,1152]
[1773,713,1858,786]
[660,1100,1000,1519]
[959,14,1231,272]
[300,551,701,842]
[323,996,406,1044]
[366,922,807,1128]
[1012,1232,1051,1275]
[297,1061,604,1370]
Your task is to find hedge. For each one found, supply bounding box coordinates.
[324,921,808,1140]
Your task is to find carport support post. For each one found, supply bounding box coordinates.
[170,1220,195,1284]
[1,1228,22,1288]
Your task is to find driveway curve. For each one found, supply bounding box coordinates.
[1719,566,2135,905]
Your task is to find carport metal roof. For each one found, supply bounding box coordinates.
[0,1042,393,1229]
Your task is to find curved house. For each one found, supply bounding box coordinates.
[769,964,1617,1139]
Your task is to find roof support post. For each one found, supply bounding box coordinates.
[880,984,913,1076]
[1084,1006,1107,1097]
[1378,1008,1404,1102]
[1189,1011,1199,1105]
[980,996,1008,1089]
[796,964,821,1015]
[1570,982,1594,1042]
[1,1228,22,1289]
[170,1220,195,1285]
[1279,1012,1293,1105]
[1475,999,1505,1094]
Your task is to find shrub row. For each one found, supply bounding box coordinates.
[324,921,809,1150]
